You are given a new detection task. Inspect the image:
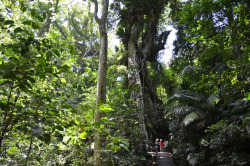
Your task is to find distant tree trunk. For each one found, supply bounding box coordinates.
[91,0,109,165]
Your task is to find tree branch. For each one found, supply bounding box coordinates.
[90,0,100,23]
[55,22,67,39]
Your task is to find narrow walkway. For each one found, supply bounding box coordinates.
[148,152,175,166]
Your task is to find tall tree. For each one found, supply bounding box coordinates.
[113,0,170,139]
[90,0,109,165]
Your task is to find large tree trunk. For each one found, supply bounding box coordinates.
[125,0,169,139]
[91,0,109,165]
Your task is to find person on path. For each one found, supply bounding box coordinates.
[155,138,159,152]
[160,139,164,152]
[164,140,168,152]
[146,143,149,152]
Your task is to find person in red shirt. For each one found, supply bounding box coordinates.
[160,139,164,152]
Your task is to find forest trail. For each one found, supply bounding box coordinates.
[148,152,175,166]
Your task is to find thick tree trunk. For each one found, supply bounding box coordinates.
[125,0,168,138]
[91,0,109,165]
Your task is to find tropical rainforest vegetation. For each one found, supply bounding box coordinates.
[0,0,249,165]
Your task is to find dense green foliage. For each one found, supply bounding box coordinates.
[167,0,250,165]
[0,0,249,165]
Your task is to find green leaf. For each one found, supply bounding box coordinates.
[25,75,35,83]
[0,17,5,23]
[22,20,32,25]
[62,104,73,109]
[101,117,108,122]
[26,37,34,46]
[24,82,32,89]
[57,65,70,73]
[56,134,63,141]
[43,133,51,143]
[36,15,44,22]
[55,125,64,131]
[100,105,114,113]
[60,78,66,83]
[52,77,58,82]
[4,20,14,25]
[43,13,46,19]
[79,131,87,139]
[66,137,72,144]
[69,45,75,54]
[31,9,37,17]
[7,147,19,154]
[75,117,82,124]
[14,27,23,33]
[20,3,27,12]
[32,22,40,29]
[37,58,46,66]
[3,51,10,56]
[54,49,61,57]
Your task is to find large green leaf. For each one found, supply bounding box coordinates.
[79,131,87,139]
[32,22,40,29]
[37,58,46,66]
[14,27,24,33]
[69,45,75,54]
[22,20,32,25]
[36,15,44,22]
[31,9,37,17]
[55,125,64,131]
[4,20,14,25]
[43,133,51,144]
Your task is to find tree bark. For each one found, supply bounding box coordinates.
[125,0,167,139]
[91,0,109,165]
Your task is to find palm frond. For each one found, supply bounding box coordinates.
[187,153,199,166]
[181,66,197,76]
[207,93,218,111]
[172,106,201,117]
[183,111,206,126]
[229,98,250,113]
[212,63,228,73]
[165,90,205,107]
